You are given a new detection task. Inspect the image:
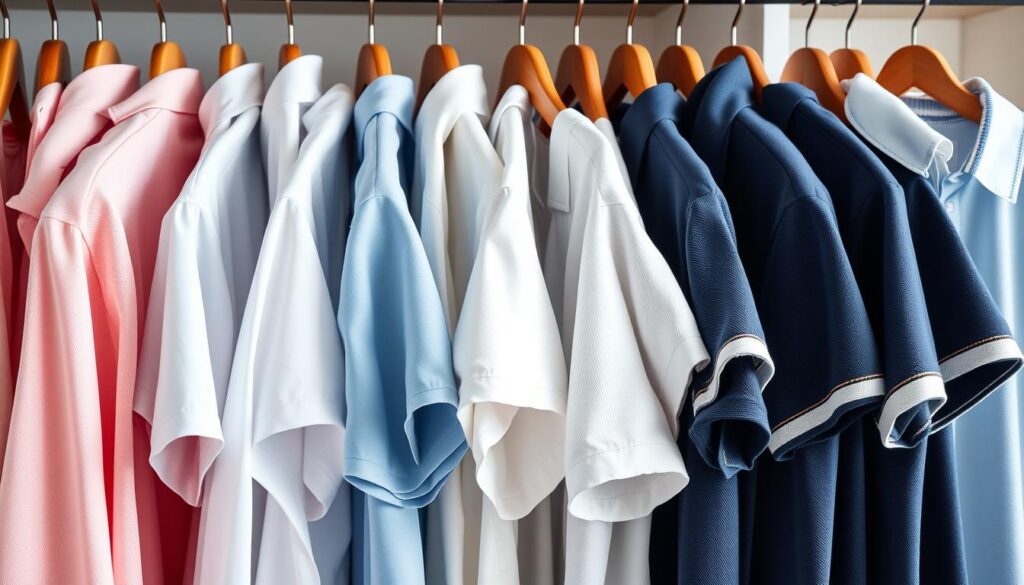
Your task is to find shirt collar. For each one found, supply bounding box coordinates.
[618,83,684,184]
[58,64,140,119]
[198,62,264,138]
[489,83,531,143]
[108,68,203,124]
[302,83,355,133]
[679,57,755,184]
[265,54,323,109]
[354,74,413,157]
[415,65,490,145]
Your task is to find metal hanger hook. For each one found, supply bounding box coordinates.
[91,0,103,41]
[625,0,639,45]
[804,0,819,48]
[674,0,689,46]
[435,0,444,45]
[0,0,9,40]
[518,0,528,45]
[368,0,376,44]
[284,0,294,45]
[155,0,167,42]
[221,0,233,45]
[573,0,583,45]
[911,0,929,45]
[729,0,744,46]
[844,0,860,49]
[46,0,58,40]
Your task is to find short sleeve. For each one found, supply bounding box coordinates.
[135,203,227,506]
[564,199,708,522]
[900,174,1023,430]
[339,194,465,508]
[762,197,884,458]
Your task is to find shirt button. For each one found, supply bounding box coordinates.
[946,202,955,212]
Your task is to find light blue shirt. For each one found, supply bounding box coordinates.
[338,75,466,585]
[845,74,1024,585]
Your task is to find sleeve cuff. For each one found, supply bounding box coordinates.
[933,335,1024,431]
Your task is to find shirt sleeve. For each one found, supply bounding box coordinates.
[454,183,568,521]
[135,203,227,506]
[564,197,709,523]
[762,197,885,458]
[0,219,119,584]
[901,175,1023,430]
[339,194,464,508]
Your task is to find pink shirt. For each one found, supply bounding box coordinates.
[0,119,25,479]
[0,68,204,585]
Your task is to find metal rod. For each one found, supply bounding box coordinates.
[155,0,167,42]
[573,0,582,44]
[257,0,1024,5]
[91,0,103,40]
[911,0,928,44]
[0,0,9,39]
[368,0,375,43]
[46,0,57,39]
[518,0,527,43]
[729,0,743,45]
[674,0,688,45]
[625,0,638,43]
[284,0,294,44]
[222,0,233,44]
[805,0,818,46]
[844,0,860,47]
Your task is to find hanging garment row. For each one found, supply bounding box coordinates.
[0,0,1023,584]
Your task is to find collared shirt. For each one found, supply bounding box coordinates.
[262,54,323,204]
[195,83,353,585]
[615,82,774,585]
[844,72,1024,585]
[679,58,883,585]
[0,68,204,585]
[340,74,463,585]
[134,62,267,508]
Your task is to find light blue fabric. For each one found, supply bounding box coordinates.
[338,74,466,585]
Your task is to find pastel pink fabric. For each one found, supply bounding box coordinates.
[0,68,204,585]
[0,119,26,479]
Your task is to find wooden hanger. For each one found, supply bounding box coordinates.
[84,0,120,70]
[602,0,657,111]
[829,0,873,81]
[780,0,846,121]
[415,0,459,111]
[656,0,705,97]
[496,0,565,130]
[0,2,30,143]
[219,0,246,76]
[355,0,392,96]
[876,0,980,123]
[712,0,769,101]
[554,0,607,121]
[34,0,70,94]
[278,0,301,69]
[150,0,186,79]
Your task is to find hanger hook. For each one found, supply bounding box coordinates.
[284,0,294,45]
[729,0,744,46]
[844,0,860,49]
[674,0,688,46]
[518,0,527,45]
[911,0,928,45]
[46,0,58,40]
[221,0,233,45]
[368,0,375,44]
[804,0,819,48]
[155,0,167,42]
[0,0,9,40]
[91,0,103,41]
[435,0,443,45]
[625,0,638,45]
[573,0,583,45]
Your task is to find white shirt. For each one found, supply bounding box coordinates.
[194,82,353,585]
[134,62,268,507]
[261,55,323,204]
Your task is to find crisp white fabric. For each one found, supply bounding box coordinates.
[135,62,268,508]
[261,55,323,204]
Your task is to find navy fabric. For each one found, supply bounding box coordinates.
[614,83,772,585]
[677,59,883,585]
[762,83,942,448]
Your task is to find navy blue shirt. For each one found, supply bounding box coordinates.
[615,83,774,585]
[678,58,883,585]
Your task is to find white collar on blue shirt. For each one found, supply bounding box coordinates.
[843,73,1024,204]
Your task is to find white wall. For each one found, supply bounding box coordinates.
[963,7,1024,107]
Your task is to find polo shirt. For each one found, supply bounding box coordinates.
[0,68,204,585]
[195,84,353,585]
[843,72,1024,585]
[614,82,774,585]
[339,74,463,585]
[677,58,883,585]
[134,62,268,507]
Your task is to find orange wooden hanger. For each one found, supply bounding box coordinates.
[876,0,980,123]
[496,0,565,130]
[603,0,657,111]
[415,0,459,111]
[712,0,769,102]
[34,0,70,95]
[0,1,30,143]
[219,0,246,76]
[278,0,301,69]
[656,0,705,97]
[780,0,846,121]
[355,0,392,96]
[150,0,187,79]
[84,0,119,70]
[829,0,873,81]
[555,0,607,121]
